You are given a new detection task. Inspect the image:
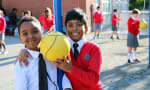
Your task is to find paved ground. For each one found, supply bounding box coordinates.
[0,31,150,90]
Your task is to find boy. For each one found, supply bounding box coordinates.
[111,9,121,40]
[93,6,104,39]
[14,16,72,90]
[127,9,140,63]
[16,8,102,90]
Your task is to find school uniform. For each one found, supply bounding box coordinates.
[66,38,102,90]
[93,11,104,30]
[14,49,72,90]
[112,13,120,31]
[39,14,54,33]
[0,16,6,40]
[127,16,140,47]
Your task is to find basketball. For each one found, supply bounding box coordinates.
[40,31,71,61]
[139,19,148,30]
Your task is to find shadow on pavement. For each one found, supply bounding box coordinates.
[5,36,21,45]
[101,58,150,90]
[0,56,17,66]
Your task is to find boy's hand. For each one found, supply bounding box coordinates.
[14,49,32,67]
[53,55,72,72]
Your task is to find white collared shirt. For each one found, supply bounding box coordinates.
[131,16,136,21]
[70,38,85,53]
[14,49,72,90]
[97,11,101,14]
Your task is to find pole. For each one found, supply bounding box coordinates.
[53,0,63,32]
[148,0,150,68]
[53,0,64,90]
[97,0,100,6]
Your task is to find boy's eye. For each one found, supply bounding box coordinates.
[77,23,83,27]
[68,24,73,28]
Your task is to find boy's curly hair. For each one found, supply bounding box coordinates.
[65,8,88,26]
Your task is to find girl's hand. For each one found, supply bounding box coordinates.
[14,49,32,67]
[53,55,72,72]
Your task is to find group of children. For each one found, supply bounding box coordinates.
[93,6,141,63]
[13,5,142,89]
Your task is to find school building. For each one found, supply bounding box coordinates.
[0,0,129,31]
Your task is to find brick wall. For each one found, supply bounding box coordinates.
[2,0,100,28]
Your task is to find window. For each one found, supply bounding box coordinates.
[102,0,111,14]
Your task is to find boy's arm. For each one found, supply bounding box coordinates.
[14,61,27,90]
[62,74,72,90]
[67,47,102,85]
[14,49,32,67]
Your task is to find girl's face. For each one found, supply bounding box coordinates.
[19,21,42,51]
[65,20,88,42]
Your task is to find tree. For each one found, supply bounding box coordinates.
[129,0,149,10]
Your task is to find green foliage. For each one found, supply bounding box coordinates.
[129,0,149,10]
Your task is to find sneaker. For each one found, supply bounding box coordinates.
[110,36,113,40]
[117,36,120,40]
[128,59,131,63]
[2,50,8,55]
[133,59,140,63]
[93,36,96,39]
[97,34,100,39]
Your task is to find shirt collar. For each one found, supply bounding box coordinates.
[114,13,117,15]
[70,38,85,52]
[131,16,136,21]
[27,49,40,59]
[97,11,101,14]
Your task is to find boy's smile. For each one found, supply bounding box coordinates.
[66,20,88,42]
[19,21,42,51]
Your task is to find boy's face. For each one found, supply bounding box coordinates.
[66,20,88,42]
[19,21,42,51]
[132,14,139,19]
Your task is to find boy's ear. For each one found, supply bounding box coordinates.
[85,26,88,34]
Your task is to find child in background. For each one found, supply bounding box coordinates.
[23,10,32,18]
[14,16,72,90]
[39,7,54,33]
[127,9,140,63]
[93,6,104,39]
[111,9,121,40]
[0,10,8,54]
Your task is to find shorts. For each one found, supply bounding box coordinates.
[127,32,139,47]
[112,25,118,31]
[0,33,5,40]
[94,23,102,31]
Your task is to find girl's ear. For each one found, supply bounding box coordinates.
[85,26,88,34]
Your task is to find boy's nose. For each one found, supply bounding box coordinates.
[72,25,77,30]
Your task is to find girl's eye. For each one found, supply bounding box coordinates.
[22,32,28,36]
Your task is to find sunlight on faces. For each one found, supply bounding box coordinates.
[19,21,43,51]
[66,20,88,42]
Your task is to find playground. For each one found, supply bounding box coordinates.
[0,0,150,90]
[0,30,150,90]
